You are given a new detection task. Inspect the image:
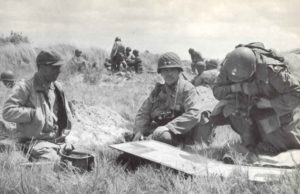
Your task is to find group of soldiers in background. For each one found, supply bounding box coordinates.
[71,49,97,73]
[106,37,143,73]
[188,48,219,75]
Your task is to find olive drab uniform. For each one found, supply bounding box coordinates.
[213,43,300,155]
[110,41,125,72]
[135,76,212,146]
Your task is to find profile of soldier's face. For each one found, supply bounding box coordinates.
[39,65,61,82]
[160,68,180,85]
[2,80,14,88]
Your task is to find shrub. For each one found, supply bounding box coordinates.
[0,31,29,45]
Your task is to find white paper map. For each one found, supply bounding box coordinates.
[110,140,299,182]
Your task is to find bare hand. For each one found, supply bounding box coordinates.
[152,126,169,140]
[132,131,143,141]
[230,83,242,93]
[256,98,272,109]
[241,82,258,96]
[63,143,74,155]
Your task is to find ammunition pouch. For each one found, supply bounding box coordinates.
[252,106,294,134]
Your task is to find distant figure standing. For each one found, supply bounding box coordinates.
[110,37,125,72]
[71,49,88,72]
[0,70,16,88]
[188,48,205,75]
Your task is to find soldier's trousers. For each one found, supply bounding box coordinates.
[212,110,300,156]
[21,140,61,162]
[152,122,214,146]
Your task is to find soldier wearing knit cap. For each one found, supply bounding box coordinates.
[2,50,73,162]
[133,52,213,146]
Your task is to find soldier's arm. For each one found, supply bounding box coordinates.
[196,52,204,61]
[134,97,153,135]
[165,87,201,135]
[269,69,300,116]
[2,81,34,123]
[212,67,234,100]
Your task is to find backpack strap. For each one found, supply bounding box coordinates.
[236,42,285,63]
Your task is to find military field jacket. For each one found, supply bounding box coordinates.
[213,56,300,131]
[135,77,202,135]
[2,74,72,141]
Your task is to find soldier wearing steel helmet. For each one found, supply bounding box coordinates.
[188,48,205,75]
[133,52,213,146]
[125,47,134,70]
[212,42,300,157]
[0,70,16,88]
[110,37,125,72]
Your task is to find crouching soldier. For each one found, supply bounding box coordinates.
[132,50,143,74]
[133,52,213,146]
[212,42,300,157]
[2,51,73,161]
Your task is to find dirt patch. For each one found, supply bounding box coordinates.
[66,100,130,148]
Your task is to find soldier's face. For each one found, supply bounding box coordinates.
[39,65,61,82]
[2,80,14,88]
[160,68,180,85]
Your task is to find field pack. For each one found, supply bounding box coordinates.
[236,42,300,78]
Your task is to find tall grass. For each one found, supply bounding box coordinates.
[1,146,299,194]
[1,43,300,193]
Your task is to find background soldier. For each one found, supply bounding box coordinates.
[71,49,88,72]
[110,37,125,72]
[2,51,73,161]
[133,52,212,146]
[188,48,205,75]
[125,47,134,71]
[212,42,300,158]
[132,50,143,74]
[0,70,16,88]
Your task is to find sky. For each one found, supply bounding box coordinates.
[0,0,299,59]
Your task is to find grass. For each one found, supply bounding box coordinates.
[0,43,300,194]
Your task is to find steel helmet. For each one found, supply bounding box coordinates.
[188,48,194,54]
[157,52,183,73]
[224,47,256,82]
[0,70,15,81]
[133,49,139,55]
[126,47,132,52]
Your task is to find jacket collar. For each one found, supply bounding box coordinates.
[33,73,55,92]
[164,76,182,93]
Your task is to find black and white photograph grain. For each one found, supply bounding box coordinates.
[0,0,300,193]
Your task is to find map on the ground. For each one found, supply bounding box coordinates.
[110,140,299,182]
